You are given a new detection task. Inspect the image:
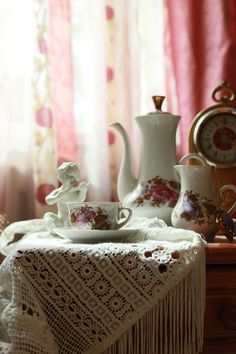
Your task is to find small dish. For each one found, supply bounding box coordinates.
[52,227,140,243]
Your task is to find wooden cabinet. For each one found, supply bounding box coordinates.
[202,236,236,354]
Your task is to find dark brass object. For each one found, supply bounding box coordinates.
[212,81,236,103]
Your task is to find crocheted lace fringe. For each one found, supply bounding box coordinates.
[101,257,205,354]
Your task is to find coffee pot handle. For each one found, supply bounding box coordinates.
[178,153,207,165]
[218,185,236,217]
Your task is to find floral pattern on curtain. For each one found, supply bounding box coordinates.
[33,0,57,218]
[33,0,77,218]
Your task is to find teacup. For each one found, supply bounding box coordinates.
[67,202,132,230]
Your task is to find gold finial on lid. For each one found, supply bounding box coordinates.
[152,95,165,111]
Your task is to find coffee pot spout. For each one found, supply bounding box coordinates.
[110,122,137,201]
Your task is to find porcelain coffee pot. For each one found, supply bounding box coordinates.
[171,154,236,241]
[111,96,181,225]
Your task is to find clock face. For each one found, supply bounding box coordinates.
[194,109,236,166]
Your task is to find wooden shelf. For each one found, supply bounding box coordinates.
[205,236,236,264]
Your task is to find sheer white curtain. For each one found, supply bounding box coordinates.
[71,0,111,201]
[0,0,167,223]
[0,0,35,222]
[71,0,166,201]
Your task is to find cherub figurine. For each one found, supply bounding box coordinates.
[0,163,88,256]
[44,162,88,230]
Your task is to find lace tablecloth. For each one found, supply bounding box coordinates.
[0,219,206,354]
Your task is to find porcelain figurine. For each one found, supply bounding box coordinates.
[0,163,88,255]
[111,96,180,225]
[44,162,89,230]
[171,154,236,241]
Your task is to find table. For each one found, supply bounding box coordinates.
[0,223,205,354]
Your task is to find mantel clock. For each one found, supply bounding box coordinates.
[188,81,236,216]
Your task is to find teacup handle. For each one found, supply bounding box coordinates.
[178,153,207,165]
[218,185,236,216]
[115,207,132,229]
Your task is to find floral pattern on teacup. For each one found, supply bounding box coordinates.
[134,176,180,208]
[70,206,111,230]
[178,190,216,225]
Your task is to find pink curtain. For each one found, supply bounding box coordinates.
[164,0,236,156]
[48,0,77,165]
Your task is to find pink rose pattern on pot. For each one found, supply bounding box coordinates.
[70,206,111,230]
[179,190,216,225]
[134,176,180,207]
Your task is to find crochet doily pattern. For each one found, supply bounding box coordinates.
[0,218,205,354]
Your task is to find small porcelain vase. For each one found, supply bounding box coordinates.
[171,154,236,241]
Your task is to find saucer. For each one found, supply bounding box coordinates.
[52,227,141,243]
